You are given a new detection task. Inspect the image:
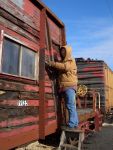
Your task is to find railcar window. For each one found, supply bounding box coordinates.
[1,37,36,79]
[2,39,20,75]
[21,47,35,78]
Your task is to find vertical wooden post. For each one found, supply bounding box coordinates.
[0,30,4,72]
[78,132,84,150]
[61,26,66,46]
[39,8,46,139]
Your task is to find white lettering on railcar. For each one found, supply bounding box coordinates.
[18,100,28,106]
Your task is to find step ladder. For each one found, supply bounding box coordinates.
[58,128,84,150]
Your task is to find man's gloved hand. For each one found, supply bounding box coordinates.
[45,60,55,68]
[45,61,51,67]
[45,60,56,68]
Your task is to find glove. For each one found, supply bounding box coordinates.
[45,61,51,66]
[45,61,55,67]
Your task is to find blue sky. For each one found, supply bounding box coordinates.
[42,0,113,70]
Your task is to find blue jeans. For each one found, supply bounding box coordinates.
[64,88,79,128]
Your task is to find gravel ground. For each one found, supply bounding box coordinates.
[16,123,113,150]
[16,141,55,150]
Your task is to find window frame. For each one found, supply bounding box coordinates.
[0,30,38,81]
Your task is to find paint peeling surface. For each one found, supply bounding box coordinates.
[0,0,65,149]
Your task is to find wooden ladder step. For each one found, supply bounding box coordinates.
[61,143,78,149]
[62,128,83,133]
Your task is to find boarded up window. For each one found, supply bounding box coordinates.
[2,37,36,79]
[21,47,35,78]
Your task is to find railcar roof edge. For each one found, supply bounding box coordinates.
[76,58,113,73]
[31,0,65,27]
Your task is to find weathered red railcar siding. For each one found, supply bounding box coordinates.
[0,0,66,149]
[23,0,40,30]
[0,0,40,149]
[76,58,113,113]
[48,18,61,43]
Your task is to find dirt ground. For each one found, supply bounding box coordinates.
[16,123,113,150]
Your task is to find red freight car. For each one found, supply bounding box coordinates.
[0,1,102,149]
[0,0,66,149]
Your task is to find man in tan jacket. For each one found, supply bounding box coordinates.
[47,45,79,129]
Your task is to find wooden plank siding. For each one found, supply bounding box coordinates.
[76,58,113,113]
[0,0,66,149]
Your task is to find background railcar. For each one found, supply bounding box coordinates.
[76,58,113,114]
